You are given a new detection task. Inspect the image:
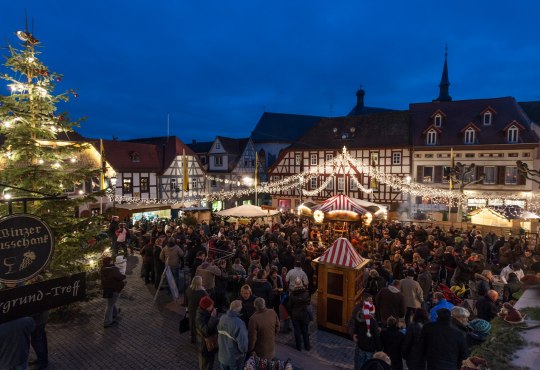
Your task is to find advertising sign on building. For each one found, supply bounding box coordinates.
[0,214,55,284]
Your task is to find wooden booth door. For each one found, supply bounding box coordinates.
[324,267,348,332]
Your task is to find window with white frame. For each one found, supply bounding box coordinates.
[483,112,492,125]
[508,126,519,143]
[272,175,280,182]
[392,152,402,165]
[325,153,333,162]
[505,166,518,184]
[350,177,358,190]
[434,114,442,127]
[310,154,317,165]
[464,128,475,144]
[191,178,197,190]
[295,153,301,165]
[215,142,221,149]
[326,178,334,190]
[483,166,496,184]
[310,177,317,189]
[337,177,344,191]
[426,129,437,145]
[214,155,223,166]
[423,166,434,183]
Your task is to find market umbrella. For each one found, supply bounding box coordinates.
[216,204,279,218]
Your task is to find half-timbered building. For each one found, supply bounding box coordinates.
[410,54,540,219]
[268,111,411,211]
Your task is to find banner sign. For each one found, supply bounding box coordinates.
[0,214,55,284]
[0,272,86,323]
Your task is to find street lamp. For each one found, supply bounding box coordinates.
[243,176,257,205]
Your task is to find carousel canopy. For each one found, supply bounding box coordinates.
[317,238,366,268]
[314,194,369,214]
[216,204,279,218]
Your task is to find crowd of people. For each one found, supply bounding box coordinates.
[102,213,540,370]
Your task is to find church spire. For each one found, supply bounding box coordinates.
[434,45,452,102]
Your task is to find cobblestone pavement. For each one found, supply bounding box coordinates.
[43,255,354,369]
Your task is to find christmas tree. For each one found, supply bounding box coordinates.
[0,28,105,275]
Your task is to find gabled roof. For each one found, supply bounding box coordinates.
[287,111,410,150]
[213,136,250,172]
[187,140,213,154]
[410,97,539,146]
[125,136,196,173]
[96,140,162,172]
[250,112,325,143]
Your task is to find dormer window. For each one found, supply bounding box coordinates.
[508,126,519,143]
[215,142,221,149]
[426,129,437,145]
[434,114,442,127]
[483,111,492,125]
[129,151,140,163]
[464,128,475,144]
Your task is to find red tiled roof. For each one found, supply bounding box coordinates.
[97,140,162,172]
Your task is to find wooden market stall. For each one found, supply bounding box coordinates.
[313,238,369,334]
[469,205,540,232]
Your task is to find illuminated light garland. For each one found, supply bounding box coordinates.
[105,147,540,212]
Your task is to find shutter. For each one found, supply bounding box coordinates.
[518,169,526,185]
[434,166,443,183]
[416,165,424,183]
[476,166,484,184]
[497,166,506,184]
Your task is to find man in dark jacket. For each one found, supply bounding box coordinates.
[217,300,248,370]
[421,308,468,370]
[475,290,499,322]
[0,317,35,370]
[196,295,219,370]
[289,278,311,351]
[100,256,126,328]
[353,305,382,370]
[375,280,405,324]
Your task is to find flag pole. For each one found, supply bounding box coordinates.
[254,152,258,206]
[100,138,106,215]
[449,147,454,222]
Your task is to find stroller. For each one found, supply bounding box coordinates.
[436,283,464,305]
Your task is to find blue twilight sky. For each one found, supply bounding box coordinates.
[1,1,540,143]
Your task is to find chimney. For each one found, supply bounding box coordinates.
[192,139,197,144]
[356,88,365,109]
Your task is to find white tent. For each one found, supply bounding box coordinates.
[216,204,280,218]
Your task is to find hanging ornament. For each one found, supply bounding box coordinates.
[73,92,79,98]
[56,77,61,82]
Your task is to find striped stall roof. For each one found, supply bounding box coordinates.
[315,194,368,214]
[318,238,365,268]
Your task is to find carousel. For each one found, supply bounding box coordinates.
[298,194,383,256]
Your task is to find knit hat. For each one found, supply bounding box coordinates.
[467,319,491,335]
[199,295,214,310]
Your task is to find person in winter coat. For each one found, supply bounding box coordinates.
[366,269,387,298]
[288,278,311,351]
[100,256,126,328]
[416,263,432,310]
[239,284,257,327]
[401,308,428,370]
[360,352,392,370]
[0,317,35,370]
[421,308,468,370]
[500,263,525,284]
[186,276,208,344]
[374,280,405,324]
[399,269,423,325]
[140,237,155,285]
[380,317,404,370]
[217,300,248,370]
[251,269,273,307]
[474,270,494,298]
[195,295,219,370]
[503,272,522,302]
[153,236,166,290]
[475,290,499,322]
[248,297,280,360]
[160,237,185,293]
[352,297,382,370]
[429,292,454,322]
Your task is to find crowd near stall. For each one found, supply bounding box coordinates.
[97,194,540,370]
